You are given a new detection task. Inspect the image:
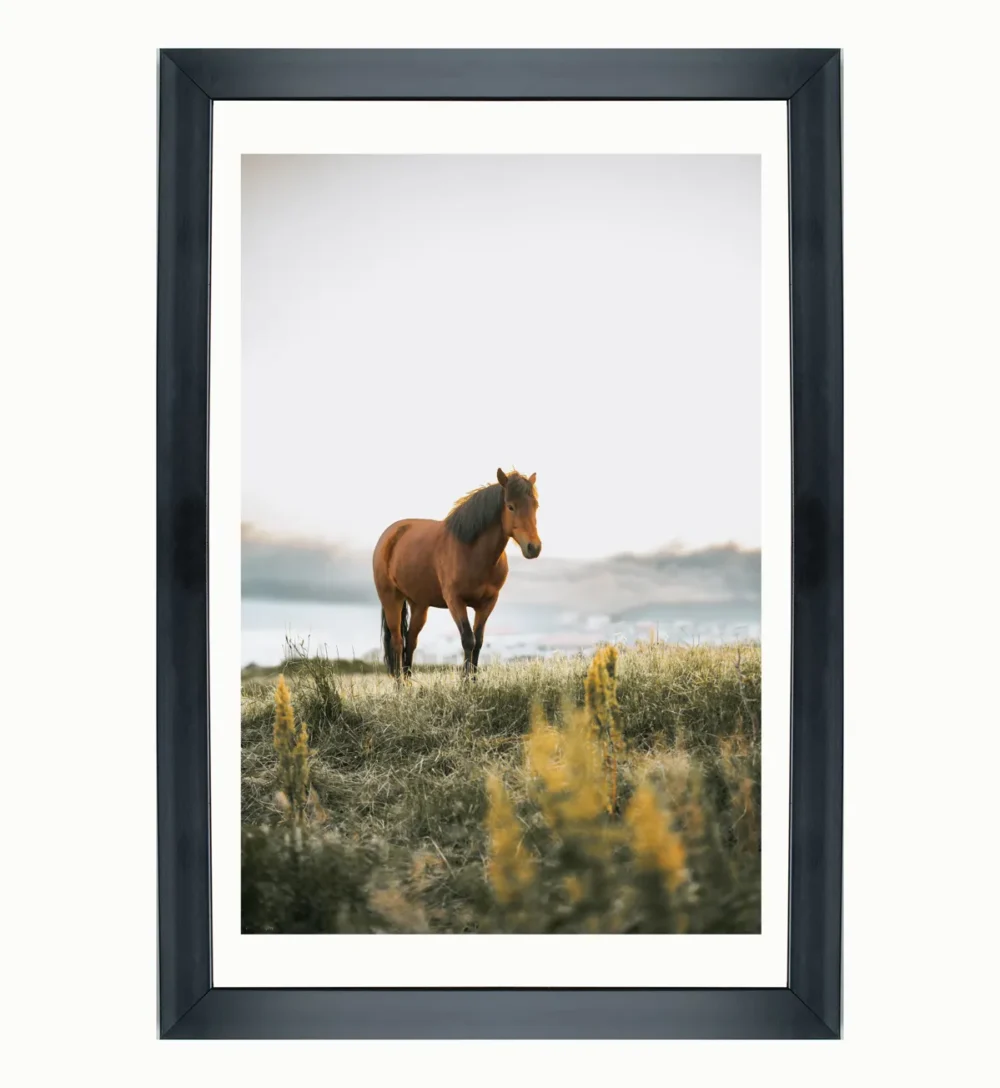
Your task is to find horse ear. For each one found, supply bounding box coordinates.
[496,468,508,487]
[528,472,536,485]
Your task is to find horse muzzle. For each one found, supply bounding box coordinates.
[521,540,542,559]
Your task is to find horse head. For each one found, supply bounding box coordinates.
[497,468,541,559]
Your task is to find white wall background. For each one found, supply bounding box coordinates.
[4,0,997,1083]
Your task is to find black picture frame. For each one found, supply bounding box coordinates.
[157,48,843,1040]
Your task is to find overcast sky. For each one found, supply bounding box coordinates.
[242,154,760,560]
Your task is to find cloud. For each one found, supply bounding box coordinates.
[241,524,760,616]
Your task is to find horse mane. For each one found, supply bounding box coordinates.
[444,472,535,545]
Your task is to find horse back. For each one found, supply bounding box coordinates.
[373,518,448,606]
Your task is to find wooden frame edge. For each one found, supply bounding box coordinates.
[156,47,843,1040]
[157,50,213,1036]
[787,52,844,1037]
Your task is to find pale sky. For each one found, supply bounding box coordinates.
[242,154,760,560]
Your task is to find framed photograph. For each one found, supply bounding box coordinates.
[157,49,842,1039]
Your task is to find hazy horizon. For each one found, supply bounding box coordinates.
[240,522,761,665]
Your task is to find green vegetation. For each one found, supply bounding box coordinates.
[241,639,761,934]
[242,657,456,681]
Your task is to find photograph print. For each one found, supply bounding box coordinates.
[241,154,762,936]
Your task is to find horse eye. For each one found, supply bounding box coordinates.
[507,504,514,512]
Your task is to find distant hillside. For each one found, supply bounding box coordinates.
[242,524,760,615]
[241,525,374,604]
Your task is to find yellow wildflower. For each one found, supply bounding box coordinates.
[626,784,688,894]
[485,774,534,903]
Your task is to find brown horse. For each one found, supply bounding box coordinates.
[372,468,542,679]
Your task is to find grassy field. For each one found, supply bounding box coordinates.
[241,639,761,934]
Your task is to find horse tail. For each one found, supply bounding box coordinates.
[381,601,409,675]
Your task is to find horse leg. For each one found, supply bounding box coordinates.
[445,596,475,678]
[379,592,407,680]
[403,603,429,678]
[471,597,498,676]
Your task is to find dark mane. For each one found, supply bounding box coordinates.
[444,483,504,544]
[444,473,535,544]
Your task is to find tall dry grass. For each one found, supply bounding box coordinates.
[241,640,760,934]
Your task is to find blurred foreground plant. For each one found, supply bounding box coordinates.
[484,645,759,933]
[243,673,392,933]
